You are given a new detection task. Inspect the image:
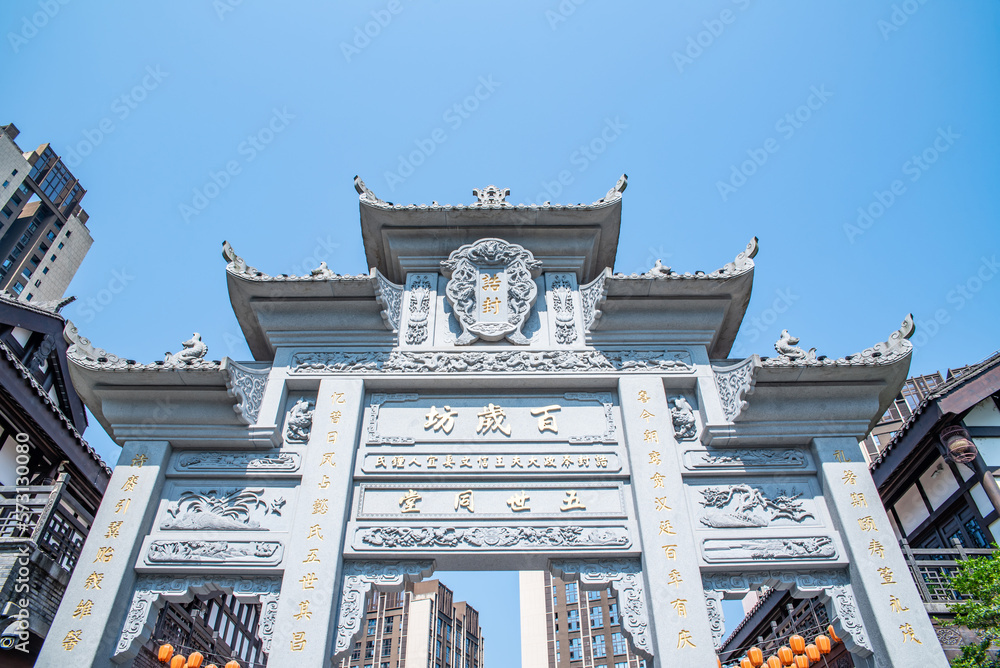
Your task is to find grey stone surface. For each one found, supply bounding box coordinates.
[37,441,171,667]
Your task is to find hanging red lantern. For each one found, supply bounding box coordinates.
[789,635,806,654]
[767,656,783,668]
[805,645,820,662]
[814,634,831,654]
[748,646,764,666]
[187,651,204,668]
[158,644,174,663]
[225,661,240,668]
[170,656,187,668]
[827,625,841,643]
[777,646,794,666]
[741,658,752,668]
[794,656,810,668]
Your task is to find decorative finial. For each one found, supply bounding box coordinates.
[164,333,208,366]
[774,330,818,362]
[472,185,510,206]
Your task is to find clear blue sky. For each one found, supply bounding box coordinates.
[5,1,999,664]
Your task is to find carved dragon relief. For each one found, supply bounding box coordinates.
[698,484,814,529]
[550,274,578,344]
[160,487,286,531]
[441,238,542,345]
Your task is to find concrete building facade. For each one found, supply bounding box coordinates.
[0,123,93,302]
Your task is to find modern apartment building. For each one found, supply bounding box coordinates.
[338,579,485,668]
[520,571,647,668]
[0,123,93,302]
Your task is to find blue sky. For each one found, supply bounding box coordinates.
[5,1,999,664]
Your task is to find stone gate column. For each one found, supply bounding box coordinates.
[268,378,363,668]
[37,440,171,668]
[813,437,947,667]
[618,377,716,665]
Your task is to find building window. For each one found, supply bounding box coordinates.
[50,254,57,262]
[382,638,392,656]
[352,642,361,660]
[46,231,55,241]
[1,205,12,218]
[20,268,30,279]
[436,639,442,658]
[587,590,601,601]
[34,280,40,287]
[12,282,23,294]
[41,267,48,274]
[368,618,377,635]
[384,615,394,634]
[590,606,603,628]
[569,638,582,660]
[57,242,64,249]
[565,582,578,603]
[28,255,39,267]
[1,180,8,189]
[608,603,619,626]
[611,632,627,655]
[567,609,580,631]
[592,634,606,658]
[365,640,375,658]
[65,229,72,237]
[25,293,32,301]
[614,663,628,668]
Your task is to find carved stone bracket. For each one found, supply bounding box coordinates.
[550,558,650,658]
[333,561,434,661]
[579,268,609,332]
[712,356,757,422]
[374,269,403,333]
[113,575,281,663]
[550,274,578,344]
[366,393,419,444]
[405,274,435,345]
[703,589,725,649]
[564,392,617,443]
[824,585,874,657]
[224,359,270,425]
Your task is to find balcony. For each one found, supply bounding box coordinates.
[900,538,994,614]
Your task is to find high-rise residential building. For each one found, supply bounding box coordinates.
[338,579,485,668]
[520,571,647,668]
[0,123,93,303]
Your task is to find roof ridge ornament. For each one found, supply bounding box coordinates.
[164,333,208,366]
[354,175,389,206]
[761,314,915,367]
[600,173,628,203]
[639,236,759,280]
[471,185,510,206]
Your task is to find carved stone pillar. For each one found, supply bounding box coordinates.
[814,437,948,667]
[38,441,171,667]
[267,379,364,668]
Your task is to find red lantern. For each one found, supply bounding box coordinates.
[767,656,783,668]
[158,644,174,663]
[777,646,794,666]
[225,661,240,668]
[187,651,204,668]
[805,645,820,662]
[741,659,752,668]
[789,635,806,654]
[814,634,831,654]
[748,646,764,666]
[827,625,842,643]
[794,656,810,668]
[170,656,187,668]
[206,665,218,668]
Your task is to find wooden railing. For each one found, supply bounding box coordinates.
[0,474,94,572]
[900,537,993,613]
